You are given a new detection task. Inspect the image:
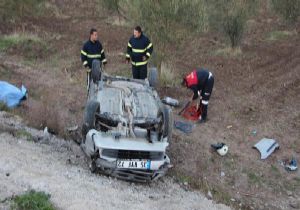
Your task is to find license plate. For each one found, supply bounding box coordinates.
[116,160,151,169]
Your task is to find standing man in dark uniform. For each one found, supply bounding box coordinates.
[81,28,107,86]
[182,68,215,123]
[126,26,153,79]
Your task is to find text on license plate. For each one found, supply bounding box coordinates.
[117,160,151,169]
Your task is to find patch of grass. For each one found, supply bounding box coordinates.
[247,171,261,185]
[15,129,33,141]
[11,190,56,210]
[270,164,281,178]
[176,174,194,184]
[294,177,300,184]
[213,47,242,57]
[0,102,9,111]
[0,33,41,51]
[266,30,297,41]
[211,186,232,205]
[160,62,180,87]
[283,179,299,192]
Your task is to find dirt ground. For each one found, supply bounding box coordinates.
[0,112,231,210]
[0,1,299,210]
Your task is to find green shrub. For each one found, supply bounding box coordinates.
[207,0,258,48]
[101,0,120,11]
[271,0,300,24]
[11,190,56,210]
[0,0,45,22]
[223,11,246,48]
[0,33,41,51]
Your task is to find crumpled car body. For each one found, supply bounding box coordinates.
[81,72,173,182]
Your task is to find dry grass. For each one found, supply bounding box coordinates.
[266,30,297,41]
[213,47,242,57]
[0,33,41,51]
[159,62,180,87]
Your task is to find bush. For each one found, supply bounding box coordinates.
[207,0,258,48]
[271,0,300,24]
[223,11,247,48]
[101,0,120,11]
[0,0,45,22]
[11,190,56,210]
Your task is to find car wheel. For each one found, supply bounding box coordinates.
[148,67,158,88]
[162,105,173,140]
[91,60,102,83]
[82,100,100,141]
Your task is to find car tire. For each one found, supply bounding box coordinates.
[91,60,102,83]
[148,67,158,88]
[82,100,100,140]
[162,105,173,140]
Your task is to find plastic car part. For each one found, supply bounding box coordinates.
[253,138,279,160]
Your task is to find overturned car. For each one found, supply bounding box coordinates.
[81,60,173,182]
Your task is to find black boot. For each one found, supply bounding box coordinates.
[198,104,208,123]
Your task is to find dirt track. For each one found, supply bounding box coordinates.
[0,112,231,210]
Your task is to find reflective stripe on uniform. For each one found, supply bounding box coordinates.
[128,42,132,48]
[126,54,130,58]
[102,58,107,63]
[209,72,213,79]
[202,100,209,105]
[132,48,146,53]
[146,52,151,57]
[81,50,87,56]
[101,49,104,54]
[204,92,210,96]
[81,50,101,58]
[86,54,101,58]
[146,43,152,49]
[83,60,88,66]
[131,60,148,66]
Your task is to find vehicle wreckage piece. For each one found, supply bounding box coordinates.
[253,138,279,160]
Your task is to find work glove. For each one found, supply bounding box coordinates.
[83,62,89,68]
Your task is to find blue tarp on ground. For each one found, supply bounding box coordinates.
[0,81,27,108]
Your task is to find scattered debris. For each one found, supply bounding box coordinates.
[43,127,50,141]
[221,171,225,177]
[226,125,233,129]
[207,190,213,200]
[290,201,300,209]
[211,143,229,156]
[174,121,194,134]
[284,157,298,172]
[67,125,78,132]
[253,138,279,159]
[287,191,293,196]
[250,129,257,136]
[162,97,179,107]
